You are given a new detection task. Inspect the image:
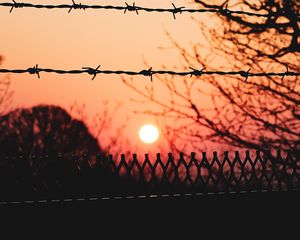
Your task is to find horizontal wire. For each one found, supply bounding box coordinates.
[1,189,299,204]
[0,65,298,81]
[0,1,275,18]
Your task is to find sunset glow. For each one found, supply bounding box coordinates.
[138,124,159,144]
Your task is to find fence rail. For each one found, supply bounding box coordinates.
[0,1,275,18]
[0,150,299,201]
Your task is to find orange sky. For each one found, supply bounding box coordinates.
[0,0,220,153]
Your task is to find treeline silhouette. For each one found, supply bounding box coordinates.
[0,105,122,200]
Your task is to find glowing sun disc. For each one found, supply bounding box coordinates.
[139,124,159,144]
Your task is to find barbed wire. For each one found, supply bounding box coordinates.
[0,65,299,81]
[0,1,274,18]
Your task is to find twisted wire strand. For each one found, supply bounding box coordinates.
[0,1,277,18]
[0,65,298,81]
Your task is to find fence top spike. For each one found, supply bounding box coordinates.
[131,154,138,164]
[276,149,282,156]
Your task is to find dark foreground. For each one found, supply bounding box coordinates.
[1,190,298,207]
[1,190,299,234]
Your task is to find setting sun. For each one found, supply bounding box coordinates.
[138,124,159,144]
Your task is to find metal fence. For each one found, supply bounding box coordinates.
[0,150,299,201]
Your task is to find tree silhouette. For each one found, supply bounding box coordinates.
[0,105,102,158]
[0,105,114,198]
[123,0,300,152]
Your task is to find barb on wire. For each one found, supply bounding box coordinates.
[171,3,184,19]
[219,0,231,16]
[140,67,153,81]
[281,66,291,80]
[0,65,299,81]
[124,2,139,15]
[82,65,100,80]
[27,64,40,79]
[240,68,251,82]
[189,67,206,77]
[0,1,278,18]
[68,0,85,13]
[9,0,22,13]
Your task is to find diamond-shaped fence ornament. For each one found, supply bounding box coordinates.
[198,152,212,187]
[152,153,165,182]
[177,153,189,183]
[221,151,233,183]
[116,154,130,179]
[209,152,222,187]
[129,154,142,182]
[140,154,155,183]
[187,152,199,185]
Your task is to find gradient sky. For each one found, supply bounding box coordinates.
[0,0,222,153]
